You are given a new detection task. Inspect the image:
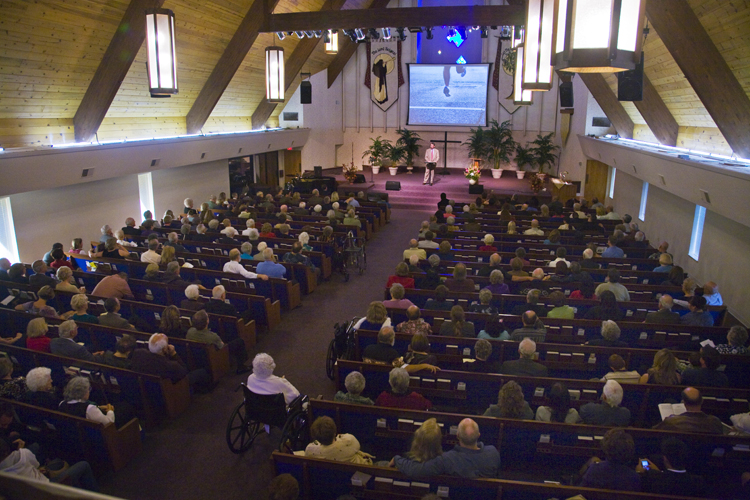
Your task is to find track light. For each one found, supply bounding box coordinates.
[499,26,512,40]
[480,26,488,38]
[276,31,286,41]
[304,30,315,38]
[397,27,407,41]
[426,27,433,40]
[354,28,366,41]
[313,30,322,38]
[294,31,305,38]
[368,28,380,40]
[408,27,422,33]
[342,29,357,42]
[381,27,391,40]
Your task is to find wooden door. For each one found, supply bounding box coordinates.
[284,150,301,178]
[257,152,280,187]
[584,159,609,203]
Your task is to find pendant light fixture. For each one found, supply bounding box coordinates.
[513,44,534,105]
[522,0,557,91]
[145,9,178,97]
[266,45,285,103]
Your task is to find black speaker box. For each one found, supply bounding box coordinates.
[559,81,574,108]
[618,53,644,102]
[469,184,484,194]
[354,174,366,183]
[313,166,323,178]
[300,81,312,104]
[385,181,401,191]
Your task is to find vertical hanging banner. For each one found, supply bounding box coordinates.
[365,40,403,111]
[495,39,523,114]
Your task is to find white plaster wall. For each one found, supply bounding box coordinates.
[10,175,141,263]
[299,71,344,170]
[151,160,230,219]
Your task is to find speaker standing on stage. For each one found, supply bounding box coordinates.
[424,143,439,186]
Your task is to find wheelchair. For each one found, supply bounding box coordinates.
[325,317,360,380]
[225,384,309,454]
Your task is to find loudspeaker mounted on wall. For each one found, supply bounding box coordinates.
[618,52,644,102]
[313,166,323,178]
[300,81,312,104]
[385,180,401,191]
[559,81,574,108]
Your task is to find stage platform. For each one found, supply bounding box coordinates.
[323,166,560,211]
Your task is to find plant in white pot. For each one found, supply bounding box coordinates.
[385,143,404,176]
[514,144,536,179]
[528,132,560,178]
[463,126,488,176]
[485,119,516,179]
[396,128,421,174]
[361,136,390,175]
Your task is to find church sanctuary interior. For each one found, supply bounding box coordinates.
[2,0,750,499]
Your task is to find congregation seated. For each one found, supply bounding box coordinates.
[509,311,546,342]
[477,252,502,278]
[68,293,99,324]
[644,294,680,324]
[246,353,300,405]
[304,416,373,464]
[59,376,115,426]
[383,283,415,309]
[187,310,250,375]
[680,295,714,327]
[22,367,58,410]
[0,358,26,400]
[159,306,188,338]
[716,325,749,355]
[510,290,547,317]
[395,305,431,335]
[375,367,432,411]
[654,387,724,435]
[482,270,509,296]
[438,305,475,337]
[99,298,135,330]
[546,291,575,319]
[386,262,415,289]
[587,320,628,347]
[639,348,682,385]
[354,301,391,331]
[181,284,205,312]
[477,315,509,341]
[403,239,426,261]
[14,285,58,319]
[443,263,475,293]
[583,290,624,321]
[334,371,373,406]
[499,338,548,377]
[423,285,453,311]
[594,268,630,302]
[55,266,84,294]
[600,354,640,384]
[204,285,238,317]
[469,289,498,315]
[681,345,729,387]
[25,317,50,353]
[483,380,533,420]
[131,333,208,390]
[50,320,102,361]
[101,335,136,370]
[257,248,287,279]
[579,428,640,491]
[403,334,437,367]
[536,382,581,423]
[579,380,630,427]
[91,272,134,300]
[640,437,708,496]
[224,248,269,281]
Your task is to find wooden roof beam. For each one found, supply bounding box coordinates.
[634,74,678,147]
[185,0,282,135]
[252,0,349,130]
[579,73,634,139]
[262,5,524,32]
[326,0,392,89]
[73,0,166,143]
[646,0,750,158]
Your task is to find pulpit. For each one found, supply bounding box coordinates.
[550,178,577,204]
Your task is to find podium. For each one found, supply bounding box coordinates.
[550,178,577,204]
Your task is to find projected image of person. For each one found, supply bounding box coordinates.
[443,64,467,97]
[424,143,439,186]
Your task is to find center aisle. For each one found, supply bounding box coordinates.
[102,206,433,500]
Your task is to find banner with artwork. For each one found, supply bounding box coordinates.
[365,40,404,112]
[493,39,522,114]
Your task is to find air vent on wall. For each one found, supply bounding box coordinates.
[700,189,711,204]
[659,174,666,186]
[150,159,160,167]
[283,112,299,121]
[81,168,94,178]
[592,117,611,127]
[201,152,206,159]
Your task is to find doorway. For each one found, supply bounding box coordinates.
[284,150,301,179]
[584,159,609,203]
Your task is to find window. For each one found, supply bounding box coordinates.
[138,172,155,218]
[639,182,649,221]
[688,205,707,261]
[608,167,617,199]
[0,197,20,263]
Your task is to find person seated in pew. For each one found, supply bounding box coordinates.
[0,435,99,491]
[477,253,502,278]
[546,261,571,284]
[187,310,250,375]
[204,285,241,318]
[477,315,509,342]
[98,298,135,330]
[505,258,529,283]
[49,248,73,271]
[403,239,427,261]
[536,382,582,423]
[0,358,27,400]
[22,367,58,410]
[391,418,500,478]
[66,294,98,324]
[55,267,85,295]
[407,254,424,274]
[386,262,416,290]
[469,289,499,315]
[132,333,211,391]
[59,376,128,427]
[644,294,680,324]
[653,387,724,434]
[681,345,728,387]
[478,234,496,252]
[579,428,640,491]
[594,268,630,302]
[483,380,533,420]
[101,335,136,370]
[514,247,530,266]
[514,269,548,293]
[499,338,548,377]
[334,371,374,405]
[418,231,440,250]
[403,334,438,367]
[423,285,454,312]
[14,285,58,319]
[304,416,374,464]
[679,295,714,327]
[375,367,432,411]
[444,264,475,293]
[523,219,545,236]
[223,248,269,281]
[548,247,571,268]
[161,261,203,290]
[438,306,476,338]
[418,255,442,290]
[638,437,707,496]
[546,291,575,319]
[483,270,509,296]
[579,380,631,427]
[50,320,103,361]
[139,239,162,265]
[257,248,287,279]
[702,281,723,306]
[91,272,134,300]
[569,273,596,300]
[246,353,300,405]
[142,263,161,282]
[660,266,684,289]
[716,325,749,355]
[253,241,268,261]
[510,289,547,318]
[6,263,28,284]
[653,253,674,273]
[180,285,205,313]
[282,242,319,277]
[159,246,176,266]
[462,339,498,373]
[396,306,432,336]
[639,348,682,385]
[587,320,629,348]
[25,317,50,353]
[383,283,415,310]
[354,302,392,331]
[400,418,444,466]
[509,311,546,343]
[436,240,454,261]
[601,354,640,384]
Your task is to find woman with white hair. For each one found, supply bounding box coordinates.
[180,284,205,312]
[55,267,86,294]
[479,234,496,252]
[240,242,254,260]
[241,219,256,236]
[68,294,98,324]
[587,320,628,347]
[115,229,137,248]
[246,353,300,405]
[298,232,312,252]
[253,241,268,261]
[25,317,51,353]
[23,367,58,410]
[59,377,114,425]
[334,371,373,405]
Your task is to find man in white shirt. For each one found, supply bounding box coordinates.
[595,268,631,302]
[140,240,161,264]
[523,219,545,236]
[223,249,269,281]
[246,353,300,405]
[424,143,439,186]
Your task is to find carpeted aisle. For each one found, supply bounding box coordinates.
[101,206,433,500]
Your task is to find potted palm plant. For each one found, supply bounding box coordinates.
[396,128,421,174]
[529,132,560,177]
[514,144,536,179]
[385,143,404,176]
[361,136,390,175]
[485,119,516,179]
[463,126,488,174]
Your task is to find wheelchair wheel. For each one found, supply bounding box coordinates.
[226,401,262,454]
[326,338,337,380]
[279,409,309,453]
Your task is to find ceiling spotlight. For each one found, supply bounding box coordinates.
[354,28,366,41]
[294,31,305,38]
[499,26,512,40]
[276,31,286,41]
[314,30,323,38]
[304,30,315,38]
[397,27,407,41]
[480,26,488,38]
[342,29,357,42]
[368,28,380,40]
[381,27,391,40]
[323,31,331,43]
[426,27,433,40]
[408,27,422,33]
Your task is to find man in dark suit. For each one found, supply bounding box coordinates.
[204,285,239,317]
[191,224,214,242]
[28,260,57,288]
[510,291,547,318]
[680,347,729,388]
[580,380,631,426]
[640,437,707,497]
[49,320,102,361]
[477,253,502,278]
[499,338,548,377]
[121,217,141,236]
[644,295,681,324]
[98,298,134,330]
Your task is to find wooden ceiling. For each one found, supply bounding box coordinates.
[0,0,749,157]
